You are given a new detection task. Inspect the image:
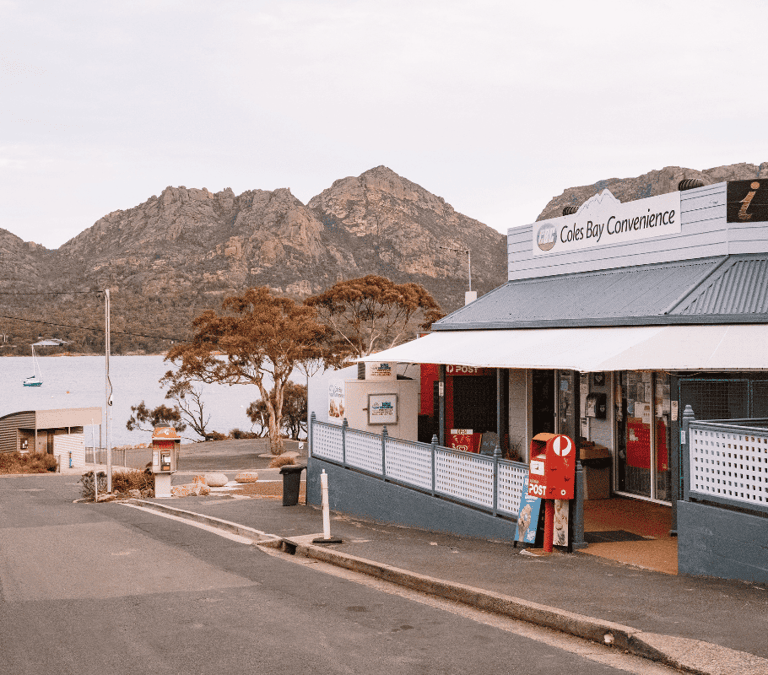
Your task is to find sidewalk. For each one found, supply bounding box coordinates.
[129,492,768,675]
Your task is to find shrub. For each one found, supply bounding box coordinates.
[230,428,260,440]
[0,451,58,474]
[79,468,154,501]
[111,468,153,495]
[269,454,296,469]
[79,471,108,501]
[205,431,227,441]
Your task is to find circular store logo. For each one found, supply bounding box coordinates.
[536,222,557,251]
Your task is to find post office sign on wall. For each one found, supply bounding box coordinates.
[368,393,398,425]
[445,365,494,376]
[532,189,681,256]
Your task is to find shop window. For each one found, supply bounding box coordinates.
[532,370,555,437]
[679,379,749,420]
[751,381,768,418]
[452,375,496,433]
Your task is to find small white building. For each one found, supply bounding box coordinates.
[0,407,102,469]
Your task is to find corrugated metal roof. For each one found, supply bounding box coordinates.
[674,256,768,316]
[433,254,768,331]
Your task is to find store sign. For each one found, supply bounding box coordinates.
[727,179,768,222]
[365,361,397,380]
[532,189,681,256]
[446,365,493,376]
[328,380,345,425]
[368,393,398,424]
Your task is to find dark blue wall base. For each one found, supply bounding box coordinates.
[308,457,518,541]
[678,500,768,585]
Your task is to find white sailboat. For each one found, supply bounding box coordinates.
[22,338,68,387]
[23,344,43,387]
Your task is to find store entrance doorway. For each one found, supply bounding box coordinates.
[615,371,671,502]
[583,497,676,574]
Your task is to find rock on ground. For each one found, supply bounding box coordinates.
[235,471,259,483]
[204,472,228,487]
[171,483,211,497]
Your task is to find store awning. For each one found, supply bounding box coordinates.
[359,324,768,372]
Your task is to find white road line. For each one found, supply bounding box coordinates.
[121,502,278,545]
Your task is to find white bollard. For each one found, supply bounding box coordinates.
[313,469,342,544]
[321,470,331,539]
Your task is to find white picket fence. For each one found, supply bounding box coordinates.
[310,417,528,518]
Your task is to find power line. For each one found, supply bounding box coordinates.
[0,313,184,342]
[0,290,100,296]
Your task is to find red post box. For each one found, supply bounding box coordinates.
[527,433,576,500]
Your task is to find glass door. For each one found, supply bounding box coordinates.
[615,371,671,502]
[617,371,652,498]
[654,373,671,502]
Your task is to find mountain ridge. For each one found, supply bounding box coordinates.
[2,161,763,355]
[0,166,506,354]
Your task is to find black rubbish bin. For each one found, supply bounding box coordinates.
[279,464,306,506]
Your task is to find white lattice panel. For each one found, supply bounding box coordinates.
[345,430,383,474]
[386,439,433,490]
[497,462,528,517]
[690,425,767,507]
[312,423,343,462]
[435,450,494,508]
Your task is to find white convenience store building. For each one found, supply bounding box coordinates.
[311,177,768,584]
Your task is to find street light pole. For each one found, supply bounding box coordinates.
[104,289,113,493]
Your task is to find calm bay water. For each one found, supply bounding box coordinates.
[0,355,289,447]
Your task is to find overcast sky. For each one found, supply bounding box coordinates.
[2,1,766,249]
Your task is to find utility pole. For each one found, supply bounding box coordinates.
[440,245,474,304]
[104,289,113,493]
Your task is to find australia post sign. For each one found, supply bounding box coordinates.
[532,189,681,256]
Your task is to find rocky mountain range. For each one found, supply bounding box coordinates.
[0,166,507,353]
[1,161,764,355]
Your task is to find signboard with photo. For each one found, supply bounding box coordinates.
[328,380,345,425]
[516,474,543,544]
[368,393,398,425]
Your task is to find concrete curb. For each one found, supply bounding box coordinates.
[128,499,281,545]
[280,536,674,667]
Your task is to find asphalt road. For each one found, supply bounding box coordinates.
[0,475,676,675]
